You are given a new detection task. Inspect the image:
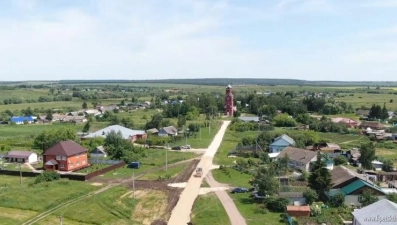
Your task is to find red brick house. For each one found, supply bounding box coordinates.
[43,140,89,171]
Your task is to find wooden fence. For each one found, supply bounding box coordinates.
[0,161,126,181]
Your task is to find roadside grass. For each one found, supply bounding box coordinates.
[55,186,138,225]
[230,193,285,225]
[0,175,98,212]
[75,163,110,174]
[0,162,32,171]
[139,162,189,180]
[173,121,221,148]
[132,189,169,224]
[33,215,93,225]
[191,193,230,225]
[0,207,38,225]
[214,130,259,166]
[102,149,197,179]
[212,168,252,188]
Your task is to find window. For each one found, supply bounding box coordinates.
[56,155,61,160]
[357,196,362,202]
[76,161,80,166]
[60,164,65,168]
[70,163,74,168]
[61,156,66,160]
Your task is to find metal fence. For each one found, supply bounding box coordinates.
[89,158,123,165]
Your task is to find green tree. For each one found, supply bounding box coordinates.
[121,118,134,129]
[360,190,379,206]
[329,192,345,207]
[259,152,270,164]
[278,154,290,175]
[34,127,77,151]
[265,197,290,212]
[333,155,348,166]
[308,153,332,196]
[104,130,125,159]
[360,142,376,170]
[303,189,318,205]
[45,109,53,121]
[382,159,394,172]
[177,115,186,128]
[145,113,163,129]
[82,122,90,133]
[82,101,88,109]
[273,113,296,127]
[252,164,279,196]
[381,103,389,120]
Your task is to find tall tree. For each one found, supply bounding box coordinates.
[34,127,77,151]
[381,103,389,120]
[308,153,332,196]
[45,109,53,121]
[82,101,88,109]
[360,142,376,170]
[177,115,186,128]
[251,163,279,196]
[360,190,378,206]
[82,122,90,133]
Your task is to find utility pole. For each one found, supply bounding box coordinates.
[132,168,135,199]
[58,215,63,225]
[200,127,201,141]
[166,144,168,171]
[19,163,22,188]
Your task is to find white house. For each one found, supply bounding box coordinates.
[371,160,383,171]
[352,199,397,225]
[276,147,318,172]
[5,151,38,163]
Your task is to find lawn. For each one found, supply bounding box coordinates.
[190,193,230,225]
[0,207,38,225]
[139,162,189,180]
[173,121,222,148]
[53,186,139,225]
[102,149,197,179]
[214,129,259,166]
[212,167,253,188]
[0,175,98,212]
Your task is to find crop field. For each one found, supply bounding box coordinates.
[335,93,397,110]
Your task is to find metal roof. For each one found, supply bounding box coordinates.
[6,151,35,158]
[44,140,87,156]
[340,179,385,195]
[84,125,146,139]
[352,199,397,225]
[238,116,260,122]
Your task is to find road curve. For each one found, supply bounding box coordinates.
[167,121,231,225]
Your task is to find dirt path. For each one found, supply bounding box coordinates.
[167,121,232,225]
[206,170,247,225]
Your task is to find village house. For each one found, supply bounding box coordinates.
[269,134,296,153]
[276,147,317,172]
[10,116,34,125]
[43,140,89,171]
[352,199,397,225]
[331,117,358,128]
[146,128,159,135]
[158,126,178,137]
[328,166,386,207]
[307,142,342,158]
[358,122,385,130]
[82,125,147,142]
[90,146,107,158]
[5,151,38,163]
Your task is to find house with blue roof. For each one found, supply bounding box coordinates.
[10,116,34,125]
[329,166,387,207]
[269,134,295,153]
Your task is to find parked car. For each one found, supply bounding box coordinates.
[231,187,248,193]
[250,190,258,197]
[171,146,182,150]
[253,193,266,200]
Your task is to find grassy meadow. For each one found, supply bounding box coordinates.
[190,193,230,225]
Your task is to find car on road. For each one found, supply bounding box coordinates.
[171,146,182,150]
[230,187,248,193]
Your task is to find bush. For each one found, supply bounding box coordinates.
[265,197,290,212]
[334,155,348,166]
[329,192,345,207]
[34,171,60,184]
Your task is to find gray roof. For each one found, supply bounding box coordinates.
[279,192,303,198]
[352,199,397,225]
[83,125,146,139]
[330,166,371,188]
[6,151,35,158]
[277,147,317,164]
[147,128,159,133]
[238,116,260,122]
[160,126,178,135]
[91,146,106,154]
[274,134,296,146]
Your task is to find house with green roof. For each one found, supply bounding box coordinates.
[328,178,386,207]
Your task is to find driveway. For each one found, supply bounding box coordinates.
[167,120,233,225]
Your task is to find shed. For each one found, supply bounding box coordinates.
[286,205,310,217]
[5,151,38,163]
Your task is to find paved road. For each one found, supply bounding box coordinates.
[167,121,231,225]
[206,170,247,225]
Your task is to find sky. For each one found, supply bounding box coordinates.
[1,0,397,81]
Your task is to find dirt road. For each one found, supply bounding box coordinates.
[167,121,232,225]
[206,170,247,225]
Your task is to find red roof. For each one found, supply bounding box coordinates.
[44,140,87,156]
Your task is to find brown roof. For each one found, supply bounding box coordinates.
[330,166,372,188]
[44,140,87,157]
[279,192,304,198]
[6,150,35,158]
[286,206,310,212]
[161,126,178,134]
[277,147,318,164]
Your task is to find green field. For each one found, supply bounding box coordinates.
[174,121,221,148]
[139,162,189,180]
[191,193,230,225]
[335,93,397,110]
[212,168,253,188]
